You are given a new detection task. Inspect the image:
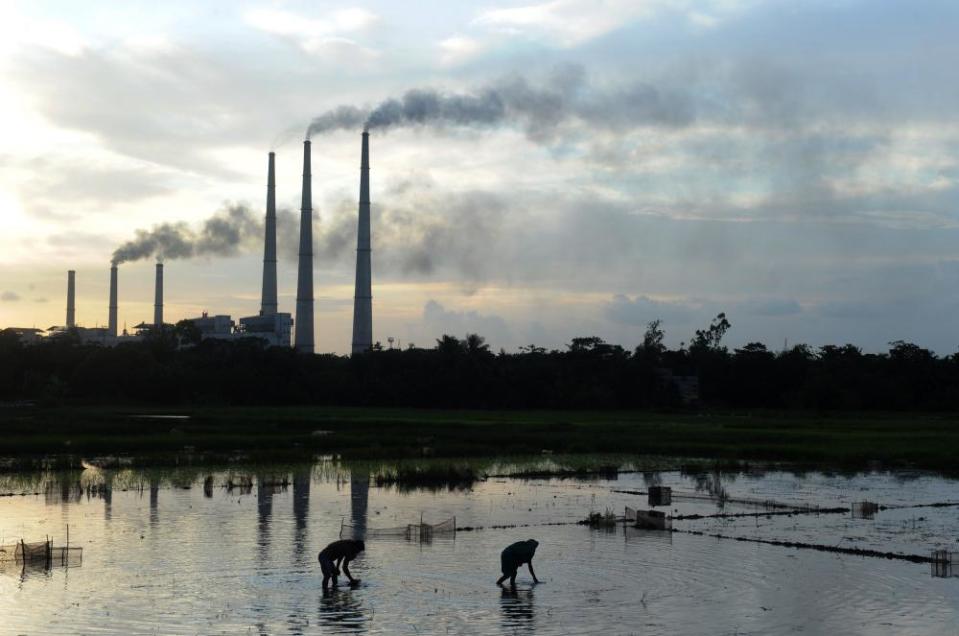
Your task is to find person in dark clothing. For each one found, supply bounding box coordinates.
[318,539,365,590]
[496,539,540,587]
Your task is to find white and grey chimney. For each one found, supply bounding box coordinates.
[260,152,278,316]
[153,262,163,328]
[66,270,76,328]
[294,140,314,353]
[351,131,373,354]
[108,265,118,337]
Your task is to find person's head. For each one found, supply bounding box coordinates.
[526,539,539,552]
[351,539,365,556]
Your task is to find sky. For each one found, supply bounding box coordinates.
[1,0,958,354]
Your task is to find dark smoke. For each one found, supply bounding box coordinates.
[112,203,262,265]
[305,66,695,140]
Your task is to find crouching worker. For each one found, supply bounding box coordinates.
[318,539,365,590]
[496,539,540,588]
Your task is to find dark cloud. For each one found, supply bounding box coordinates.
[305,179,507,288]
[112,203,262,264]
[1,291,21,302]
[307,65,701,140]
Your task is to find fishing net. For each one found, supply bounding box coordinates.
[0,540,82,568]
[932,550,956,578]
[340,517,456,540]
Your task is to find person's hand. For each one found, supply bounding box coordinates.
[349,578,361,586]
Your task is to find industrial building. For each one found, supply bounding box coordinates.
[20,132,375,353]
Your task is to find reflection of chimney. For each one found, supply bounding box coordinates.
[351,132,373,354]
[260,152,278,316]
[66,270,76,328]
[108,265,118,337]
[154,262,163,328]
[294,140,314,353]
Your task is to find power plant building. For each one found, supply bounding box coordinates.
[18,138,351,352]
[187,313,235,338]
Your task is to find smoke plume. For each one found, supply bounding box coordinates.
[305,66,695,140]
[112,203,262,265]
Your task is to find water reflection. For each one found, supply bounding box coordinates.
[2,461,959,635]
[257,474,273,556]
[203,475,214,498]
[293,469,311,563]
[350,473,370,540]
[500,587,536,633]
[319,588,367,632]
[149,477,159,526]
[102,475,112,521]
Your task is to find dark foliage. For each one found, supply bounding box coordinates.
[2,320,959,410]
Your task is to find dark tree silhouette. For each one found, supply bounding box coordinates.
[2,321,958,411]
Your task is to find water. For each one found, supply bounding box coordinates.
[0,462,957,635]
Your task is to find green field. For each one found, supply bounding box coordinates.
[1,405,957,472]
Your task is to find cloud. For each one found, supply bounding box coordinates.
[472,0,752,47]
[422,299,511,343]
[604,294,698,326]
[5,155,174,219]
[437,35,486,67]
[10,43,291,175]
[1,291,20,302]
[244,7,379,59]
[473,0,659,47]
[741,298,803,317]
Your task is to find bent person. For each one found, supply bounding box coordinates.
[318,539,365,590]
[496,539,540,587]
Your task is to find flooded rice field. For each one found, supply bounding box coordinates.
[0,460,957,635]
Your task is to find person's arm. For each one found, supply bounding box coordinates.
[342,557,358,583]
[334,556,344,574]
[527,561,539,583]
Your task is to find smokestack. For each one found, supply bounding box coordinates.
[351,131,373,354]
[294,140,314,353]
[260,152,278,315]
[66,270,76,328]
[108,265,118,337]
[154,262,163,328]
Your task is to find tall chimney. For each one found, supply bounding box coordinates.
[351,131,373,354]
[66,270,76,328]
[154,262,164,328]
[294,140,314,353]
[260,152,278,316]
[108,265,118,337]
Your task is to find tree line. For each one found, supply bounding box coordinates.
[2,313,958,410]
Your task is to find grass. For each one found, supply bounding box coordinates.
[0,404,957,472]
[372,462,482,491]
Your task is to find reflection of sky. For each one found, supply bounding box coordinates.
[0,465,957,633]
[3,2,959,354]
